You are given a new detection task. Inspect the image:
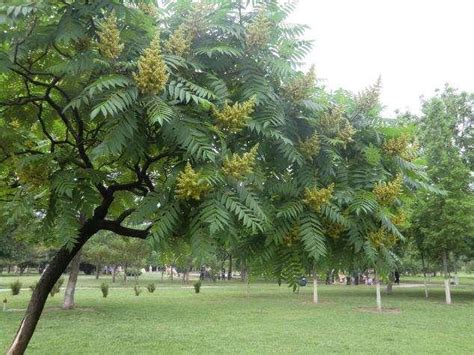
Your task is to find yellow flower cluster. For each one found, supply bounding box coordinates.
[391,210,407,226]
[283,224,300,247]
[373,174,403,205]
[299,132,320,160]
[133,35,169,95]
[164,24,192,57]
[383,135,409,156]
[303,183,335,212]
[283,66,316,101]
[212,97,256,133]
[355,77,382,112]
[368,229,398,249]
[337,123,356,144]
[319,105,356,145]
[175,163,211,201]
[97,11,124,60]
[222,145,259,179]
[138,3,158,17]
[246,10,272,48]
[326,222,345,239]
[183,2,214,36]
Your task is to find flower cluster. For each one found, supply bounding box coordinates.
[164,24,193,57]
[319,105,356,145]
[373,174,403,205]
[383,135,409,155]
[222,145,259,179]
[383,134,417,161]
[303,183,335,212]
[212,97,256,133]
[283,66,316,101]
[391,210,407,226]
[246,10,272,48]
[175,163,211,201]
[138,3,158,17]
[97,11,124,60]
[133,35,169,95]
[355,77,382,112]
[337,122,356,144]
[183,2,214,36]
[368,229,398,249]
[326,222,345,239]
[283,224,300,247]
[299,132,320,160]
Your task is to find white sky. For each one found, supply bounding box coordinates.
[288,0,474,116]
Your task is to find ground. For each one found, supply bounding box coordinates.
[1,274,473,354]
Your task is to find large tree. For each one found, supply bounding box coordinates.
[0,1,428,353]
[410,87,473,304]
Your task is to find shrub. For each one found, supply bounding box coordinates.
[10,280,22,295]
[100,282,109,298]
[146,283,156,293]
[50,277,64,297]
[29,282,38,292]
[134,284,141,296]
[193,280,201,294]
[126,268,142,277]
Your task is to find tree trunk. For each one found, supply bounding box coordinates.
[227,254,232,280]
[112,266,116,283]
[62,250,82,310]
[7,231,93,355]
[312,268,318,304]
[423,274,429,299]
[375,272,382,312]
[123,264,128,283]
[386,282,392,294]
[442,250,452,305]
[95,263,100,280]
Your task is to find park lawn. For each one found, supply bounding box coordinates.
[0,275,473,354]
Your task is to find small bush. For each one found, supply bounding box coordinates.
[50,277,64,297]
[193,280,201,294]
[10,280,22,295]
[101,282,109,298]
[147,283,156,293]
[134,284,141,296]
[29,282,38,292]
[126,268,142,277]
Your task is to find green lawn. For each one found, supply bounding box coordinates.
[1,274,473,354]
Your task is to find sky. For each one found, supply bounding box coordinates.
[288,0,474,115]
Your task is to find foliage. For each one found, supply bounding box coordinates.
[49,277,64,297]
[100,282,109,298]
[146,283,155,293]
[10,280,21,296]
[133,284,141,296]
[193,280,201,294]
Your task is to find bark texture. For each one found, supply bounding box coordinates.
[62,250,82,310]
[7,227,95,355]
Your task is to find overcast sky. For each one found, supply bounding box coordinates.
[288,0,474,115]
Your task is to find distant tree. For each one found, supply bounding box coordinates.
[411,87,473,304]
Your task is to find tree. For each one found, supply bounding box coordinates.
[0,1,430,352]
[411,87,473,304]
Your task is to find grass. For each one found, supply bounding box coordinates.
[1,273,473,354]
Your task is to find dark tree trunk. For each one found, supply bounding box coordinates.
[228,254,232,280]
[62,250,82,310]
[112,265,117,283]
[7,230,93,355]
[95,263,101,280]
